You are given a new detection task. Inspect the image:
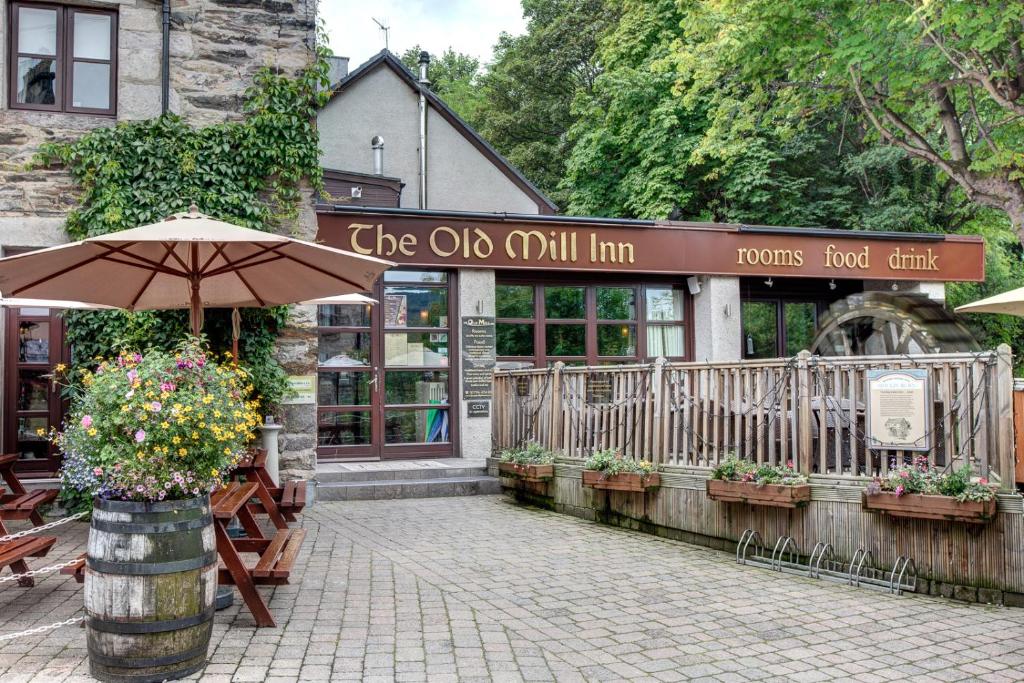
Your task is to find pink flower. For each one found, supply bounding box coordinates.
[135,429,146,443]
[93,467,103,476]
[160,382,175,393]
[979,478,989,485]
[81,415,93,429]
[899,470,909,479]
[894,484,905,496]
[150,401,162,412]
[127,369,138,382]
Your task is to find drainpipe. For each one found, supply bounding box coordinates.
[417,51,430,209]
[372,135,385,176]
[161,0,170,114]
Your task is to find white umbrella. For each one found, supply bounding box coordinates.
[955,286,1024,317]
[0,207,393,334]
[301,293,378,305]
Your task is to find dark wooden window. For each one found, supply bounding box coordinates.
[496,277,692,368]
[8,2,117,115]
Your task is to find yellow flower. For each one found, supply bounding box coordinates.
[121,405,131,413]
[223,447,231,455]
[178,448,187,456]
[191,431,199,439]
[35,428,45,437]
[88,427,98,437]
[54,363,67,372]
[211,468,219,476]
[160,421,170,429]
[172,436,181,445]
[140,413,148,422]
[202,395,213,404]
[160,391,170,400]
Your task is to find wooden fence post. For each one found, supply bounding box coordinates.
[995,344,1015,490]
[651,358,667,465]
[797,350,813,474]
[549,362,564,455]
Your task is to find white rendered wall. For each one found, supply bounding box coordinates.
[692,276,742,362]
[457,269,496,459]
[318,66,540,214]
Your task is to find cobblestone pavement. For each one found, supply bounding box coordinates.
[2,496,1024,682]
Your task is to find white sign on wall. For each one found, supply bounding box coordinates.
[865,369,931,451]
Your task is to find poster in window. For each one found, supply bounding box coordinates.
[866,369,931,451]
[384,294,407,327]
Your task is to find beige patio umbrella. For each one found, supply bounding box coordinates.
[0,296,117,310]
[300,293,378,305]
[955,286,1024,317]
[0,207,393,335]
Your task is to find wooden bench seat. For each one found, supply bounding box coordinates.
[61,552,87,584]
[218,528,305,587]
[0,536,57,587]
[277,480,307,517]
[0,489,58,520]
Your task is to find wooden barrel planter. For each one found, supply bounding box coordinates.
[85,495,217,683]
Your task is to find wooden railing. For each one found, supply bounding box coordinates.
[492,345,1017,488]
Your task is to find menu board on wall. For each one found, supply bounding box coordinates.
[384,294,407,327]
[866,369,931,451]
[461,316,495,401]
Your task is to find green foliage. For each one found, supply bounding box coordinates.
[583,448,655,477]
[400,46,485,124]
[499,442,556,465]
[710,456,808,486]
[476,0,617,208]
[32,41,332,414]
[868,456,995,503]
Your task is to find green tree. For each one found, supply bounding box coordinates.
[673,0,1024,245]
[400,46,484,124]
[476,0,617,208]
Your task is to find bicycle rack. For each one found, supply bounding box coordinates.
[734,529,918,595]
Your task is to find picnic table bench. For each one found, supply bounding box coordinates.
[212,481,305,627]
[0,453,58,526]
[0,535,57,587]
[236,449,308,523]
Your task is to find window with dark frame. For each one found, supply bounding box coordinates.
[8,2,117,115]
[495,281,690,368]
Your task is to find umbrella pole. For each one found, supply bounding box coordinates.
[190,279,202,337]
[231,307,241,360]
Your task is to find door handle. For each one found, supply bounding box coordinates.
[368,367,379,390]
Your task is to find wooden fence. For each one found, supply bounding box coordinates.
[493,346,1016,488]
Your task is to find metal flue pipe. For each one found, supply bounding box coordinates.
[417,51,430,209]
[372,135,385,176]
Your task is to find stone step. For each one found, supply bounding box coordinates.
[315,476,502,501]
[315,465,489,483]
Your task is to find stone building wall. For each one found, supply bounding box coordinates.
[0,0,319,478]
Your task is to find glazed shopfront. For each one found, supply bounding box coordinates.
[314,206,985,461]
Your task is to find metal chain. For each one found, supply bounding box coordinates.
[0,614,85,642]
[0,557,86,584]
[0,511,88,544]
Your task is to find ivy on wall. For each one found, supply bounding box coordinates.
[33,42,332,412]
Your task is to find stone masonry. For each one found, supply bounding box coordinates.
[0,0,320,478]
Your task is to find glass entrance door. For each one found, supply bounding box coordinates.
[3,306,66,475]
[317,270,456,460]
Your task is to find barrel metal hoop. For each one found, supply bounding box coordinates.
[87,641,209,668]
[86,551,216,576]
[89,660,206,683]
[94,494,211,514]
[90,515,213,534]
[87,604,216,634]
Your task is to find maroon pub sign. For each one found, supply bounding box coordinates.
[316,210,985,282]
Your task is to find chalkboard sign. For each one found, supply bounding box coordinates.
[461,316,495,401]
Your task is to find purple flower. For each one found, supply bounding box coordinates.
[135,429,146,443]
[127,369,138,382]
[895,484,905,496]
[150,401,162,412]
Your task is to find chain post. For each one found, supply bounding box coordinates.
[549,361,564,454]
[796,350,813,475]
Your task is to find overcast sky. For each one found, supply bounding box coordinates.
[320,0,526,69]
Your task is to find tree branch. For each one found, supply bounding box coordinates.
[932,85,970,163]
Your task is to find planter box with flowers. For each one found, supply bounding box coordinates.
[581,449,660,492]
[54,341,260,682]
[862,456,997,524]
[497,444,555,497]
[706,457,810,508]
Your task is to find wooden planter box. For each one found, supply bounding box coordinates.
[581,470,660,492]
[705,479,811,508]
[498,462,554,482]
[862,491,997,523]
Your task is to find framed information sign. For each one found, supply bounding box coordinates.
[865,369,931,451]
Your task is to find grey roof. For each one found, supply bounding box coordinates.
[326,50,558,214]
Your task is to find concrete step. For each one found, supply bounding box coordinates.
[316,464,489,483]
[315,475,502,501]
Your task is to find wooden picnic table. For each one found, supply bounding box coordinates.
[0,453,58,526]
[233,451,289,530]
[212,481,305,628]
[235,449,308,524]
